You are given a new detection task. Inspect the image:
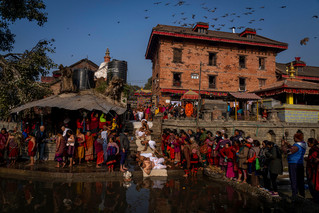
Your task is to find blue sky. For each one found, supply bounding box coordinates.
[8,0,319,86]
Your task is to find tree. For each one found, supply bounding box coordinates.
[0,39,56,117]
[0,0,47,51]
[143,77,152,90]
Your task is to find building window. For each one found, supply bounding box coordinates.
[173,48,182,63]
[258,78,266,88]
[259,57,265,70]
[191,73,199,79]
[208,52,217,66]
[239,77,246,91]
[297,67,303,73]
[173,73,181,87]
[239,55,246,69]
[209,75,216,89]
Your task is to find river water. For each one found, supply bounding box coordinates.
[0,176,311,212]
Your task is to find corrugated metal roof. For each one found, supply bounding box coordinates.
[11,90,126,115]
[229,92,261,100]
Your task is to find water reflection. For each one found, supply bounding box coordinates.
[0,176,298,213]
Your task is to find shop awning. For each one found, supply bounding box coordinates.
[229,92,261,100]
[11,90,127,115]
[181,90,201,100]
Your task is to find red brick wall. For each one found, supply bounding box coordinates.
[152,37,278,104]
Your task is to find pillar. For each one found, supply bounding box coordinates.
[286,93,294,104]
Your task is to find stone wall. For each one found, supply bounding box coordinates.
[276,104,319,123]
[0,121,19,131]
[152,119,319,146]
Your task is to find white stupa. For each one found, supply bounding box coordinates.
[94,48,110,80]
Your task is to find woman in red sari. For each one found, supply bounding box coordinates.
[85,131,94,162]
[54,130,65,168]
[95,133,104,168]
[6,131,19,167]
[26,133,37,166]
[306,138,319,203]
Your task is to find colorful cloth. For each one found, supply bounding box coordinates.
[77,146,84,159]
[96,151,104,165]
[27,139,36,157]
[185,103,193,117]
[8,138,18,160]
[85,135,94,161]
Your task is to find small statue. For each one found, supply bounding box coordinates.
[105,76,124,101]
[60,65,75,93]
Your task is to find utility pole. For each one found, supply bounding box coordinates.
[196,62,202,128]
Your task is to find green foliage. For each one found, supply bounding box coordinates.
[143,77,152,90]
[0,39,56,117]
[124,84,140,98]
[0,0,48,51]
[95,81,108,94]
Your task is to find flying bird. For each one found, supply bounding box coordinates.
[154,2,162,5]
[192,14,195,19]
[300,37,309,45]
[175,1,186,6]
[281,6,287,8]
[259,18,264,21]
[203,16,207,19]
[313,15,318,18]
[145,16,149,19]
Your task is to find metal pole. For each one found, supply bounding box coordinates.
[256,100,259,121]
[235,99,237,121]
[196,62,202,128]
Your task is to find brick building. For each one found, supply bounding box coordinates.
[145,22,288,105]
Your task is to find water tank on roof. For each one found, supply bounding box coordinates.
[72,68,95,90]
[107,60,127,84]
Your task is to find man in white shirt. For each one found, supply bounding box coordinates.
[61,125,70,137]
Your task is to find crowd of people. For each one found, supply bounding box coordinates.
[0,111,131,173]
[160,128,319,201]
[131,102,198,121]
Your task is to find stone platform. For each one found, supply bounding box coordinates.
[0,160,185,182]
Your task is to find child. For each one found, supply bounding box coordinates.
[106,137,119,173]
[54,130,66,168]
[26,133,37,166]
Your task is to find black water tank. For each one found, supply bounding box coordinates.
[72,68,95,90]
[107,60,127,84]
